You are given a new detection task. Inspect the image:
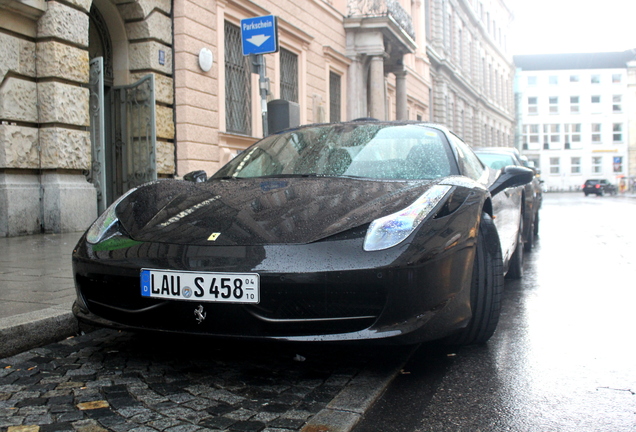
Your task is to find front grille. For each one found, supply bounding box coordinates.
[76,273,157,311]
[249,283,385,321]
[75,271,387,336]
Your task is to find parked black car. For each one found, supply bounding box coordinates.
[72,121,533,346]
[583,179,617,196]
[474,147,542,252]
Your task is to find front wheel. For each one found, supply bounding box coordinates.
[524,214,534,252]
[445,213,504,345]
[507,217,524,279]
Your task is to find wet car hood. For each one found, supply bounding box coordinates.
[115,177,438,246]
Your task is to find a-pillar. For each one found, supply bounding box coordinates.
[368,55,386,120]
[395,69,408,120]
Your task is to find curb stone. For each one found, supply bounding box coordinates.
[0,302,79,359]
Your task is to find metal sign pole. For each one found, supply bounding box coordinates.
[241,15,278,137]
[250,54,270,137]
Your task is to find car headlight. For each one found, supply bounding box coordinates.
[363,185,453,251]
[86,188,137,244]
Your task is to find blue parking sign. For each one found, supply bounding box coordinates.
[241,15,278,56]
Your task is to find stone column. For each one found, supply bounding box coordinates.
[395,69,408,120]
[36,0,97,233]
[368,55,386,120]
[347,55,367,120]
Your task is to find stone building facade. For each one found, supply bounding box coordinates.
[1,0,514,237]
[1,0,175,236]
[425,0,515,147]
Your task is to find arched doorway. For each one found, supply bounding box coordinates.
[87,1,156,214]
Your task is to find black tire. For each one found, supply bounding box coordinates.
[524,214,534,252]
[507,217,524,279]
[598,190,604,197]
[445,213,504,345]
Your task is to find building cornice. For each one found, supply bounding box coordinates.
[0,0,46,20]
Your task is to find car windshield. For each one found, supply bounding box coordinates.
[475,152,516,170]
[212,123,454,180]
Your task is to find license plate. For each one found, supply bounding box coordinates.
[140,269,259,304]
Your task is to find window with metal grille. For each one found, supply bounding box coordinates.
[329,71,341,123]
[280,48,298,103]
[225,21,252,135]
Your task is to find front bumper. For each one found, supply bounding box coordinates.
[73,211,479,344]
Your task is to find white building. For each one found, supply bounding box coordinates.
[514,51,636,192]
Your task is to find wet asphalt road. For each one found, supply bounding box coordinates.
[353,192,636,431]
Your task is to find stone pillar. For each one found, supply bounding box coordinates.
[368,55,386,120]
[36,0,97,233]
[123,0,175,175]
[0,3,41,236]
[395,69,408,120]
[347,55,367,120]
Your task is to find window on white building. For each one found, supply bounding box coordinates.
[523,124,539,149]
[592,156,602,174]
[612,74,622,83]
[570,96,579,113]
[591,95,601,114]
[571,157,581,174]
[549,75,558,85]
[564,124,581,149]
[613,123,623,142]
[544,124,560,144]
[591,74,600,84]
[526,124,539,141]
[549,96,558,114]
[613,95,622,113]
[549,157,560,174]
[570,75,579,83]
[527,76,537,86]
[528,96,538,114]
[591,123,601,143]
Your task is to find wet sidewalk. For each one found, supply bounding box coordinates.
[0,231,83,358]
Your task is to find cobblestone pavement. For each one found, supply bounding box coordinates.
[0,329,411,432]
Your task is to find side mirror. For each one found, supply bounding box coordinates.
[489,165,534,197]
[183,170,208,183]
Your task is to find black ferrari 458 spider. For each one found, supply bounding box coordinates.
[72,121,533,345]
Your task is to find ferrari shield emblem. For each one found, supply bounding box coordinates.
[208,232,221,241]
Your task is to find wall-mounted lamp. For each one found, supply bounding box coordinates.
[198,48,213,72]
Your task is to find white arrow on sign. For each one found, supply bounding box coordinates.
[246,34,271,47]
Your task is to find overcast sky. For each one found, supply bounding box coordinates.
[507,0,636,55]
